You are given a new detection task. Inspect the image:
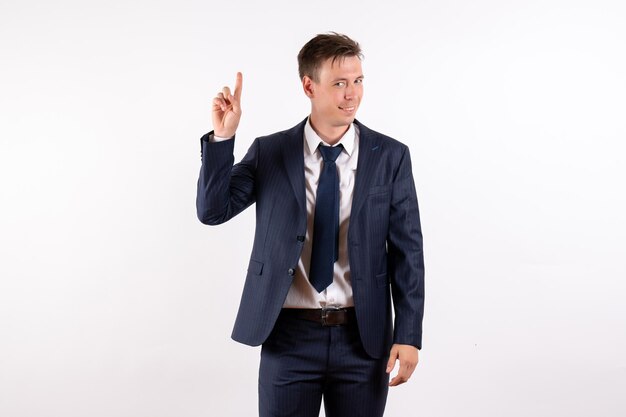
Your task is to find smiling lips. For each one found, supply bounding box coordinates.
[339,106,356,112]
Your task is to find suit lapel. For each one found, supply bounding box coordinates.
[350,120,382,222]
[281,118,308,216]
[280,118,381,227]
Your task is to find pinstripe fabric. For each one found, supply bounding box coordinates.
[259,311,388,417]
[196,117,425,358]
[197,117,424,416]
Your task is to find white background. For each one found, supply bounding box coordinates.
[1,0,625,416]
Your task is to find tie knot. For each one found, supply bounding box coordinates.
[318,144,343,162]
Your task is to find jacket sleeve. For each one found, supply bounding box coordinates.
[196,132,259,225]
[387,145,425,349]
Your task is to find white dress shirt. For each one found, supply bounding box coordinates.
[283,118,359,309]
[212,118,359,309]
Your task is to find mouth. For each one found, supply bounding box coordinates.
[338,106,356,113]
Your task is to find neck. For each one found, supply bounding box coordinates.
[309,114,350,146]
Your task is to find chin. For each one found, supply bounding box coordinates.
[344,114,357,124]
[331,118,354,128]
[335,112,357,124]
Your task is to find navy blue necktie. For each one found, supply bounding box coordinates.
[309,144,343,293]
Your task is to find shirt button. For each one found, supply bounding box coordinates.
[296,235,305,242]
[288,268,295,276]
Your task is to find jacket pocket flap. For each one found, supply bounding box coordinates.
[369,184,392,195]
[247,259,264,275]
[376,272,389,287]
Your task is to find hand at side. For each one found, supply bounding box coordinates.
[387,344,419,387]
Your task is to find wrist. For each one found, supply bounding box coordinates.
[214,129,235,138]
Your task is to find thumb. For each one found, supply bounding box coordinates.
[386,347,398,373]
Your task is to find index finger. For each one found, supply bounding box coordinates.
[234,72,243,100]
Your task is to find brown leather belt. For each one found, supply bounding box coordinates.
[281,307,356,327]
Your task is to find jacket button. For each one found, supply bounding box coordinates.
[296,235,305,242]
[288,268,295,276]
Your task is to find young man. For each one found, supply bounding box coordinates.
[197,33,425,417]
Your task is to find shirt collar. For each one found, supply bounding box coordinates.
[304,117,355,156]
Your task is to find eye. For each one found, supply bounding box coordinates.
[355,78,364,84]
[334,81,346,87]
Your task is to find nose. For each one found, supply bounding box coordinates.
[344,83,354,100]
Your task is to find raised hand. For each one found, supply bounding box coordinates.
[212,72,243,138]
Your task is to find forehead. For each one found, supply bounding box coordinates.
[318,55,363,80]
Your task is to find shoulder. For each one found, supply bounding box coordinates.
[256,118,307,146]
[355,120,409,155]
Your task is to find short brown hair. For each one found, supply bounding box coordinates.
[298,32,363,82]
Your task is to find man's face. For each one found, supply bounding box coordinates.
[303,55,364,129]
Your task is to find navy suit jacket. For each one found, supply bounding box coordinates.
[197,118,424,359]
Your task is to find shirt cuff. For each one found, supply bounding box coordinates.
[211,133,234,142]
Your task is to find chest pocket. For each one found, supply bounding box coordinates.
[367,184,391,240]
[368,184,392,196]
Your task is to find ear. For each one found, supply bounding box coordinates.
[302,76,315,98]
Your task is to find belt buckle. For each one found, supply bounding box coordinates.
[321,307,341,327]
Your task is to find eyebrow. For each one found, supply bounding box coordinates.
[331,75,365,83]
